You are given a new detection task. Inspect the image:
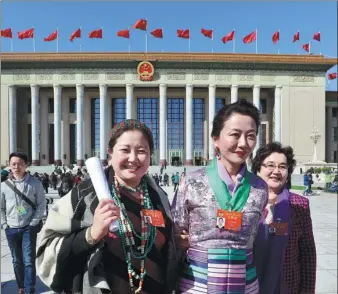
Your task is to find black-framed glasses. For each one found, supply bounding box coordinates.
[262,163,288,171]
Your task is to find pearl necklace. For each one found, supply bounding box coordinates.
[111,176,156,293]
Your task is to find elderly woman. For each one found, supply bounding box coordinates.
[36,119,179,294]
[252,142,316,294]
[171,99,268,293]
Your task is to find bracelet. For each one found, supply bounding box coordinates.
[86,226,98,246]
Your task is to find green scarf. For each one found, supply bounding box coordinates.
[206,158,251,212]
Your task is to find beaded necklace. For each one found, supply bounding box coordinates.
[111,176,157,293]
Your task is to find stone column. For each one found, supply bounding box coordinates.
[53,84,62,165]
[126,84,134,119]
[159,84,167,165]
[185,84,193,165]
[61,94,70,165]
[76,84,84,166]
[231,85,239,103]
[208,84,216,161]
[100,84,108,165]
[40,96,49,165]
[274,85,282,142]
[30,84,40,165]
[253,85,261,155]
[9,85,17,154]
[327,106,333,162]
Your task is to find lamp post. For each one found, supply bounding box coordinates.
[310,127,321,162]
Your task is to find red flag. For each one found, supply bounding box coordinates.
[221,30,235,43]
[313,32,320,42]
[272,31,280,44]
[132,19,147,31]
[44,30,58,42]
[70,28,81,42]
[302,43,310,52]
[150,28,163,38]
[243,30,256,43]
[177,29,190,39]
[1,28,12,38]
[89,28,103,38]
[117,29,130,38]
[201,28,213,39]
[328,73,337,80]
[17,28,34,39]
[293,31,300,42]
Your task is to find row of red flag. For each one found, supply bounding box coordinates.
[1,21,321,48]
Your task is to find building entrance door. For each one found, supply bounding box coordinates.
[168,149,184,166]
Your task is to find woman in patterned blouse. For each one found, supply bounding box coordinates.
[253,142,316,294]
[171,99,268,294]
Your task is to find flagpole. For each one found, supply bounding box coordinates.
[79,26,82,52]
[145,18,148,53]
[128,26,131,53]
[33,26,36,52]
[56,28,59,53]
[146,32,148,53]
[162,28,164,52]
[188,28,191,53]
[255,28,258,54]
[10,38,14,52]
[211,28,214,53]
[277,29,280,54]
[233,29,235,53]
[309,40,311,54]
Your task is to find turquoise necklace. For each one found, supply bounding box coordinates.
[111,176,157,293]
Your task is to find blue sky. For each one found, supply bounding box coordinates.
[2,1,337,90]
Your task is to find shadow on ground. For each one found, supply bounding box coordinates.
[1,276,51,294]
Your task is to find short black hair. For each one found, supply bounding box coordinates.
[211,99,261,139]
[251,142,297,185]
[9,152,28,164]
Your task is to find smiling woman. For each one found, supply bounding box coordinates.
[36,119,180,294]
[171,99,269,294]
[252,142,316,294]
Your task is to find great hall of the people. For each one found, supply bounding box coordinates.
[1,52,337,166]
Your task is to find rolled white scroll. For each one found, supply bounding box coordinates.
[85,157,119,232]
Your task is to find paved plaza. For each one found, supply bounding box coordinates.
[1,187,337,293]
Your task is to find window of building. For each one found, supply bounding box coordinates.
[333,127,337,142]
[28,100,31,114]
[69,98,76,113]
[216,98,225,113]
[261,124,267,146]
[260,99,267,114]
[48,98,54,113]
[334,151,337,163]
[91,98,100,153]
[137,98,159,149]
[167,98,184,149]
[193,98,204,151]
[112,98,126,125]
[332,107,337,118]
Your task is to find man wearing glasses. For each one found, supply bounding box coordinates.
[1,152,46,294]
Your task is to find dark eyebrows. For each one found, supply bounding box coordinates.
[230,128,256,133]
[265,160,287,165]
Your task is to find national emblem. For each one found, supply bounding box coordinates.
[137,61,155,81]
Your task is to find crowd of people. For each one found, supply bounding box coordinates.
[151,171,184,192]
[0,99,324,294]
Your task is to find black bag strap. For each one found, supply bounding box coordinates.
[4,180,36,211]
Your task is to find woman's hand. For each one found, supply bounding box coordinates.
[175,230,190,250]
[90,199,120,242]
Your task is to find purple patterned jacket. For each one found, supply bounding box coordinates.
[171,165,268,250]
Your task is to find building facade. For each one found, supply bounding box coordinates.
[1,52,337,166]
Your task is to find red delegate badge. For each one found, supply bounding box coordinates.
[142,209,165,227]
